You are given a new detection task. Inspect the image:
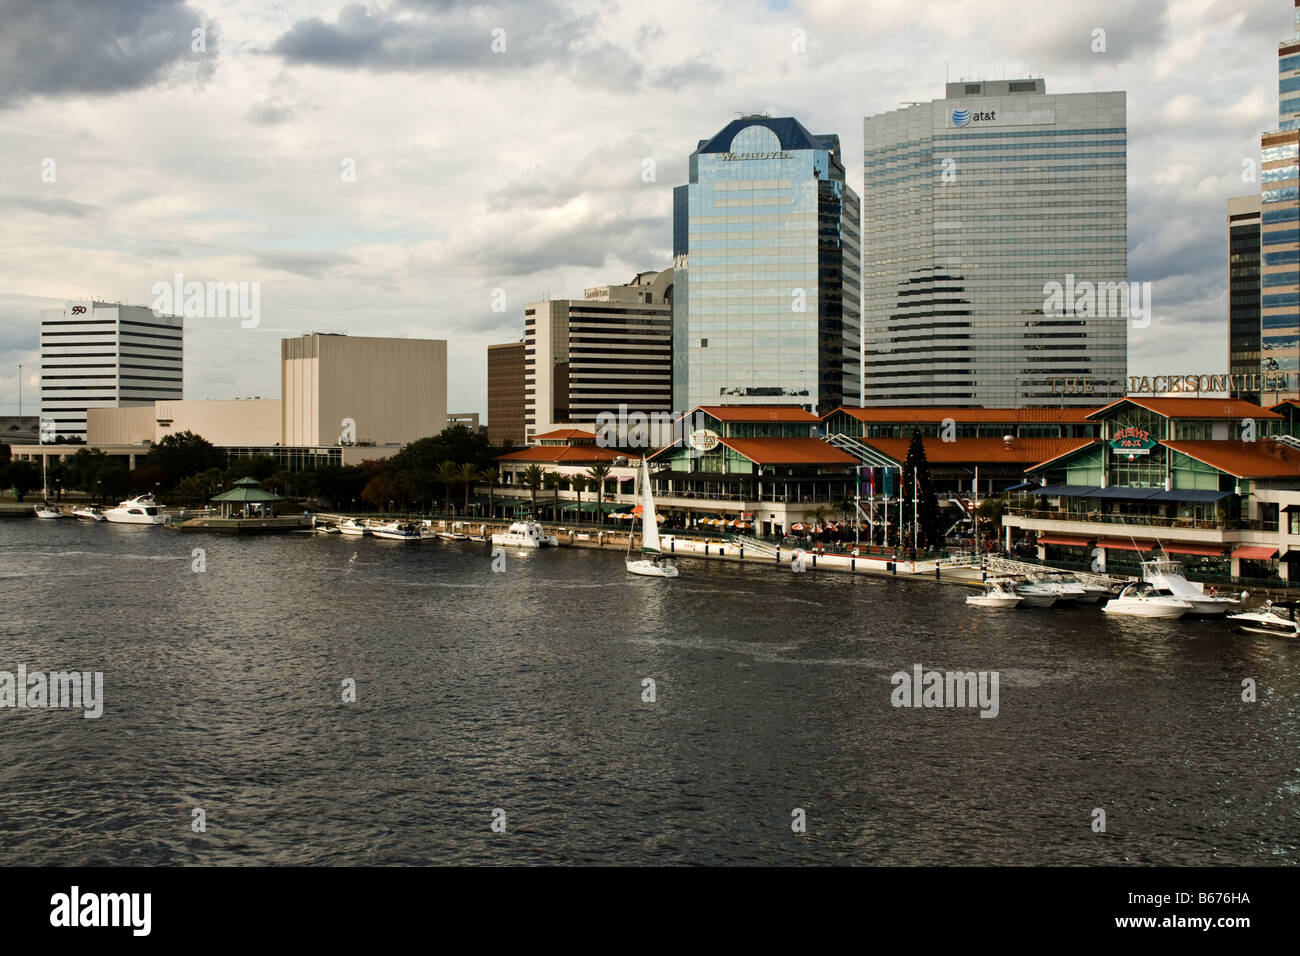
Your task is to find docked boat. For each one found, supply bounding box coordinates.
[491,520,559,548]
[437,531,470,541]
[71,505,106,521]
[34,502,65,518]
[103,494,166,525]
[369,521,423,540]
[1011,579,1059,608]
[1140,556,1240,616]
[337,518,369,536]
[1227,601,1300,638]
[966,579,1022,608]
[1027,572,1091,603]
[626,457,678,578]
[1101,581,1193,618]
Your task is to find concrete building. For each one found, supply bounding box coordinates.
[39,300,182,440]
[487,342,526,447]
[673,116,861,414]
[281,333,447,447]
[524,270,673,443]
[1228,195,1263,403]
[447,412,480,432]
[861,79,1128,406]
[88,399,281,447]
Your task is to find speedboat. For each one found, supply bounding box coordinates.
[1141,556,1239,616]
[491,520,559,548]
[437,531,470,541]
[1102,581,1193,618]
[369,521,422,540]
[1011,579,1059,608]
[966,579,1023,608]
[337,518,369,536]
[34,502,65,518]
[71,505,107,521]
[1029,572,1091,603]
[1227,601,1300,638]
[103,494,166,524]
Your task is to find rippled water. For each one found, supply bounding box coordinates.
[2,518,1297,865]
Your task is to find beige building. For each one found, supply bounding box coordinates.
[88,399,281,447]
[282,333,447,447]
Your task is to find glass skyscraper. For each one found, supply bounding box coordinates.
[672,115,861,414]
[1227,195,1262,404]
[1259,1,1300,400]
[861,79,1128,406]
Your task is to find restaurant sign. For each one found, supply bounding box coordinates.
[1109,425,1156,456]
[689,429,720,452]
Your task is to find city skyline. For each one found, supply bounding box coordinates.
[0,0,1289,417]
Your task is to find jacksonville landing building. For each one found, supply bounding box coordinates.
[861,79,1128,406]
[672,115,862,415]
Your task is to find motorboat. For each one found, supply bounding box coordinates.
[103,494,166,525]
[1140,556,1240,616]
[491,520,559,548]
[965,579,1022,608]
[1227,601,1300,638]
[369,521,423,540]
[34,502,65,518]
[1010,578,1058,608]
[626,457,678,578]
[1028,572,1092,603]
[71,505,106,521]
[437,531,470,541]
[1101,581,1193,618]
[337,518,369,536]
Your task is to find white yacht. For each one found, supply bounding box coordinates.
[626,457,678,578]
[1102,581,1193,619]
[337,518,369,536]
[1027,572,1091,603]
[491,519,559,548]
[369,520,423,540]
[1140,556,1239,616]
[103,494,166,525]
[33,502,65,519]
[1227,601,1300,638]
[966,579,1022,608]
[1011,579,1059,608]
[71,505,107,521]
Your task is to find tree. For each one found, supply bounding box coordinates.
[144,431,224,489]
[543,470,563,522]
[901,429,944,550]
[457,462,485,514]
[435,460,462,513]
[808,505,831,537]
[585,463,612,499]
[2,460,40,501]
[483,467,498,519]
[519,464,544,517]
[226,454,279,482]
[361,474,399,512]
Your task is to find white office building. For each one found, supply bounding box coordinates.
[39,300,183,441]
[862,79,1128,406]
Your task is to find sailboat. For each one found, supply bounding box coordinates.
[626,457,678,578]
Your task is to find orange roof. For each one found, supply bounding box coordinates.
[494,445,627,464]
[531,428,597,441]
[1089,397,1281,420]
[692,405,820,423]
[1162,440,1300,478]
[716,437,858,465]
[862,437,1097,466]
[826,406,1098,424]
[1269,399,1300,412]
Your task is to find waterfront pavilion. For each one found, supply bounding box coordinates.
[210,476,283,519]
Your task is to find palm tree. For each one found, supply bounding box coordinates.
[458,462,485,514]
[586,462,612,501]
[483,467,499,519]
[808,505,831,539]
[543,469,562,522]
[520,464,544,518]
[435,460,461,514]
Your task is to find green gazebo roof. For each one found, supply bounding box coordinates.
[211,477,283,503]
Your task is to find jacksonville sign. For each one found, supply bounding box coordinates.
[1049,373,1294,396]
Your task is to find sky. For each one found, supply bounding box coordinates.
[0,0,1290,417]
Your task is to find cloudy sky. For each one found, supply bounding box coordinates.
[0,0,1289,417]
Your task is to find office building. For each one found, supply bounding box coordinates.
[672,115,862,414]
[1228,195,1262,403]
[524,270,673,443]
[39,300,182,441]
[861,79,1127,406]
[487,342,526,446]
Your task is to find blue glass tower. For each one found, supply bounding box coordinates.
[672,116,861,414]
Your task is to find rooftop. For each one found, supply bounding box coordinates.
[692,405,820,423]
[1162,440,1300,478]
[1090,397,1281,421]
[827,406,1097,424]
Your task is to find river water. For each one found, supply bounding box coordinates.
[1,519,1296,865]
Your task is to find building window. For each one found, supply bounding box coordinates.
[1261,502,1280,532]
[965,84,982,94]
[1288,510,1300,535]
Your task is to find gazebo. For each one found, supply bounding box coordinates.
[210,476,284,519]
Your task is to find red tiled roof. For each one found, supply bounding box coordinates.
[826,406,1098,423]
[1162,440,1300,478]
[715,437,858,465]
[494,445,627,464]
[692,405,820,423]
[1089,398,1281,421]
[531,428,597,441]
[861,437,1096,466]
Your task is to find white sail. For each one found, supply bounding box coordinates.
[639,457,660,554]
